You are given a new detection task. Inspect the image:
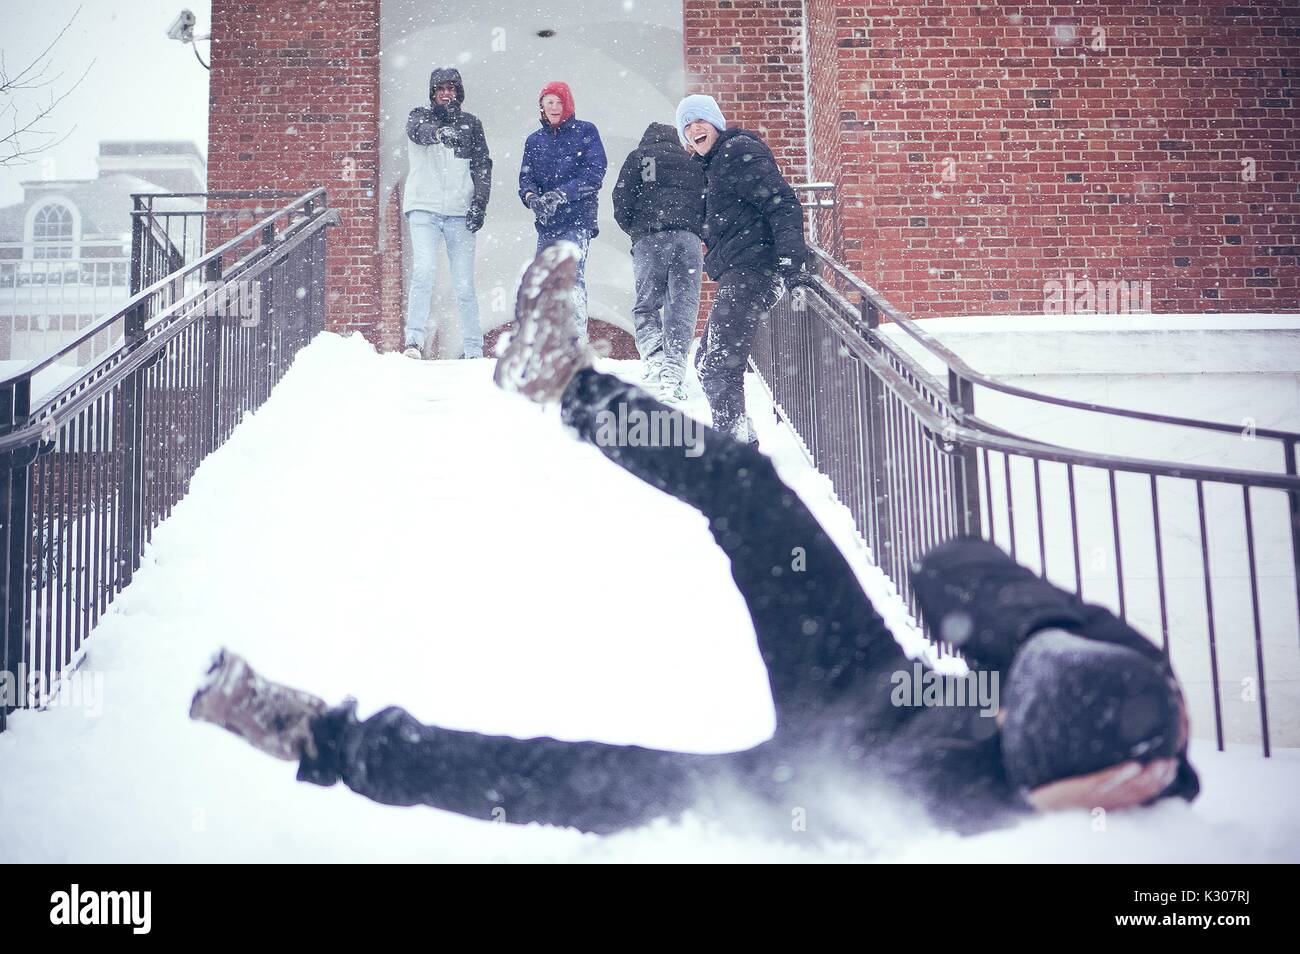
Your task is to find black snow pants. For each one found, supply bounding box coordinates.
[696,266,783,438]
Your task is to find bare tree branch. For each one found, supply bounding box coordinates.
[0,5,93,167]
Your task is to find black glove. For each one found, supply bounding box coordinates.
[525,192,549,224]
[777,253,814,287]
[435,123,462,148]
[407,107,439,146]
[539,189,567,220]
[465,207,484,233]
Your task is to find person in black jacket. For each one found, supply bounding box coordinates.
[190,244,1199,843]
[676,94,812,442]
[402,67,493,359]
[612,122,707,401]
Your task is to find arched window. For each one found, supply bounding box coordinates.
[31,203,76,259]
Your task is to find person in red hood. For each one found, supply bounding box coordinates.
[517,81,608,343]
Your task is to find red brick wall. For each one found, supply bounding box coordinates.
[207,0,384,342]
[378,178,405,352]
[805,0,1300,316]
[206,1,1297,342]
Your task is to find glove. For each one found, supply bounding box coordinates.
[435,123,462,147]
[407,107,439,146]
[525,192,550,224]
[777,253,814,287]
[465,207,484,233]
[539,189,567,220]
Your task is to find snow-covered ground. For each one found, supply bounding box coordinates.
[1,332,1297,862]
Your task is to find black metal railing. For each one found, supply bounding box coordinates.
[0,189,338,729]
[751,247,1300,757]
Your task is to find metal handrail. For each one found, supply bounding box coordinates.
[1,187,336,732]
[0,188,330,390]
[809,282,1300,492]
[808,244,1300,445]
[754,269,1300,755]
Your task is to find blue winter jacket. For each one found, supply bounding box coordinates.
[518,116,608,237]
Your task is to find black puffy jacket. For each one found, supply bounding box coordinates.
[406,67,492,221]
[696,127,808,280]
[612,123,706,244]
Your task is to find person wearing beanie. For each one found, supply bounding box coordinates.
[193,248,1199,843]
[402,67,493,359]
[517,81,608,343]
[612,121,707,401]
[677,93,813,443]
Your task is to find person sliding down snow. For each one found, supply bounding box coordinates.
[677,94,812,444]
[190,243,1199,840]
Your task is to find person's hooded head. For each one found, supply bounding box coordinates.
[999,629,1198,801]
[539,81,576,128]
[429,67,465,108]
[675,94,727,155]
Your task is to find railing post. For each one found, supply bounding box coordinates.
[0,376,33,731]
[129,197,146,295]
[202,256,225,455]
[1286,439,1300,656]
[861,296,891,567]
[947,369,982,537]
[117,297,148,588]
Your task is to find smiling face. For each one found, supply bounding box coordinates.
[684,120,719,156]
[433,82,457,106]
[541,94,565,125]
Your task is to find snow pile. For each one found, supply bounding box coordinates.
[0,331,1297,862]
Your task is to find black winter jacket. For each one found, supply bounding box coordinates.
[406,67,492,221]
[695,128,809,280]
[612,123,706,244]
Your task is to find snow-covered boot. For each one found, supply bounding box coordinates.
[403,345,422,359]
[731,414,759,446]
[493,241,594,403]
[659,365,689,403]
[641,355,665,385]
[189,649,327,761]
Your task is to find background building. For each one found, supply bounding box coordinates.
[0,140,206,368]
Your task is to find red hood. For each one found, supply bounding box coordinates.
[538,81,576,126]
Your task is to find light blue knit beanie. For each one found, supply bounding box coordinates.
[675,94,727,146]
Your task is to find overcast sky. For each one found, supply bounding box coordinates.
[0,0,211,207]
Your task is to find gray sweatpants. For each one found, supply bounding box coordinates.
[630,229,703,375]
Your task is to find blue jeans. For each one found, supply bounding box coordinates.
[406,211,482,357]
[631,230,703,374]
[536,228,592,343]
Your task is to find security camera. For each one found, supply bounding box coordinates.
[167,9,196,43]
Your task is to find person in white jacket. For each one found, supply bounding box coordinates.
[403,67,493,359]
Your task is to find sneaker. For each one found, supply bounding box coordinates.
[403,345,422,359]
[730,414,759,445]
[659,368,689,403]
[189,649,327,761]
[493,241,594,403]
[641,356,665,384]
